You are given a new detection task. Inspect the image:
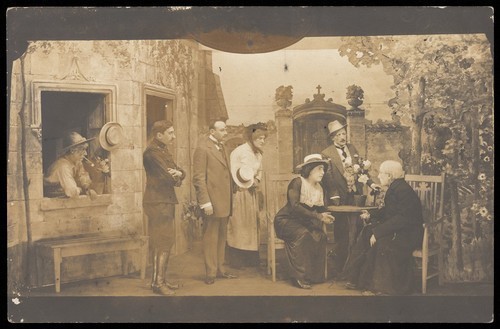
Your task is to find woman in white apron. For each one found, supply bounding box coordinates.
[226,123,267,268]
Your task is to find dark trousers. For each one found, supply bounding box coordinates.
[203,216,229,277]
[144,203,175,252]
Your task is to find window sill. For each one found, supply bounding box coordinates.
[41,194,112,211]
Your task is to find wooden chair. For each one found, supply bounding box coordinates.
[264,173,328,282]
[405,173,446,294]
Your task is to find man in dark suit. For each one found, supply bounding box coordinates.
[193,119,238,285]
[321,120,378,277]
[342,160,424,295]
[143,120,185,295]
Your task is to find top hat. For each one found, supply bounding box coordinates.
[233,165,255,189]
[99,122,124,151]
[327,120,347,137]
[295,154,330,171]
[61,132,95,154]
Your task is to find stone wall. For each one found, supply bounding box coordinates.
[7,39,208,291]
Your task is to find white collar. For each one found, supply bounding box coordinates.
[209,135,220,144]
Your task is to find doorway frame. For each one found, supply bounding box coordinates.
[141,83,180,254]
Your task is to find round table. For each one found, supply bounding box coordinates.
[326,205,379,272]
[327,205,378,213]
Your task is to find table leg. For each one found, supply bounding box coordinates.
[347,213,360,255]
[53,248,62,293]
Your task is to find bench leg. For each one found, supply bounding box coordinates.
[121,251,129,276]
[53,248,62,293]
[140,240,148,280]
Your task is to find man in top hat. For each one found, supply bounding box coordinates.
[193,119,238,285]
[321,120,376,277]
[44,131,97,199]
[143,120,185,295]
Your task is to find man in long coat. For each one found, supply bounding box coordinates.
[342,160,424,295]
[193,119,238,285]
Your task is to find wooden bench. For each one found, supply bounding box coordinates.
[35,232,148,293]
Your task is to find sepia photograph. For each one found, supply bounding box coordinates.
[6,6,494,323]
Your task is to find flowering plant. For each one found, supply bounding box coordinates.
[182,201,203,241]
[343,154,372,193]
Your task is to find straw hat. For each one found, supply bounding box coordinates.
[295,154,329,171]
[99,122,124,151]
[233,165,255,188]
[327,120,347,137]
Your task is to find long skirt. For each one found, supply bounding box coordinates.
[275,218,327,283]
[227,189,259,251]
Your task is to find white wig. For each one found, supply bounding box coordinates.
[379,160,405,179]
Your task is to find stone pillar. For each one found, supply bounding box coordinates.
[346,108,367,158]
[275,109,294,174]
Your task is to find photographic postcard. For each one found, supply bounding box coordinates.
[6,6,494,323]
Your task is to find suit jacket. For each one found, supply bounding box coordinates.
[371,178,424,251]
[193,136,233,217]
[321,143,363,205]
[143,139,185,204]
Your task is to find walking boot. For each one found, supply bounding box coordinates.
[152,251,175,296]
[150,250,158,290]
[161,250,179,290]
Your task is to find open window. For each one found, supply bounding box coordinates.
[41,91,111,197]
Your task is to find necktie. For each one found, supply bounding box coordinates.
[336,145,347,159]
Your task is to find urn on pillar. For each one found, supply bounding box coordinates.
[346,84,367,158]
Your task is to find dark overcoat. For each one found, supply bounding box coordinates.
[321,143,363,205]
[345,178,424,295]
[143,139,185,204]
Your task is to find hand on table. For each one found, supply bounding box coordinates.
[320,212,335,224]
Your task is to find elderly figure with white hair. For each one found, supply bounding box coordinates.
[341,160,424,295]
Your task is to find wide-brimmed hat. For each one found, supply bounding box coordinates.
[232,165,255,188]
[99,122,124,151]
[295,154,330,171]
[61,132,95,154]
[327,120,347,137]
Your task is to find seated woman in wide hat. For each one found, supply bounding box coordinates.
[273,154,335,289]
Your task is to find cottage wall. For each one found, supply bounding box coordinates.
[7,40,213,291]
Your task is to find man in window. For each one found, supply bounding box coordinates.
[44,131,97,199]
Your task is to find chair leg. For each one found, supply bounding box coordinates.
[267,242,271,276]
[422,255,428,294]
[271,247,276,282]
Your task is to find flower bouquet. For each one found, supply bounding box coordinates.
[343,155,379,205]
[182,201,204,241]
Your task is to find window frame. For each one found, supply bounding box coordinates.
[32,80,117,208]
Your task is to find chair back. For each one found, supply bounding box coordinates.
[405,173,446,247]
[405,173,445,222]
[264,173,298,222]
